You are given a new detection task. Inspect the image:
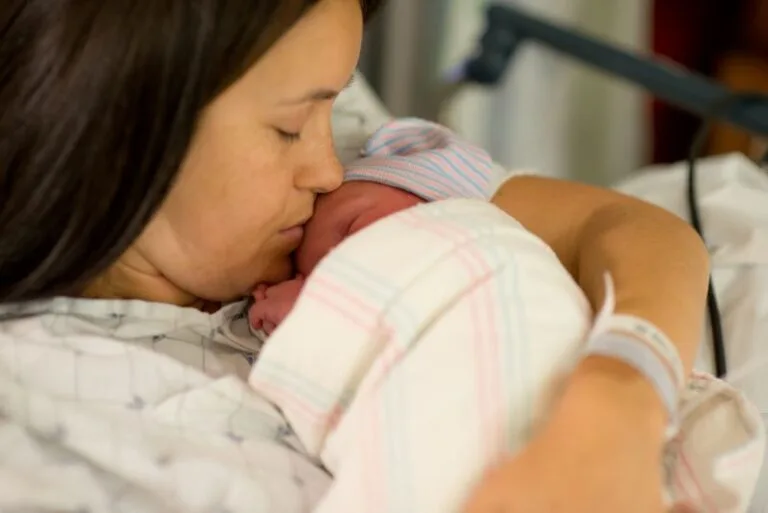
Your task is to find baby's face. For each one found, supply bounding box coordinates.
[295,181,423,275]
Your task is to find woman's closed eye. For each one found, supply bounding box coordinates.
[275,128,301,143]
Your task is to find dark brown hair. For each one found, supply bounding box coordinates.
[0,0,384,303]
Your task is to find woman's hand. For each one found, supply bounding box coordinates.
[463,357,671,513]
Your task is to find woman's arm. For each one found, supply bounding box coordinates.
[463,175,709,513]
[493,174,710,435]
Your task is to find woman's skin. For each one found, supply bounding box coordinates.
[86,0,361,305]
[87,1,709,512]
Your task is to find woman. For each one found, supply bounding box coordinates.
[0,1,708,512]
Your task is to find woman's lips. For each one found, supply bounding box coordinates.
[279,212,311,246]
[279,225,305,244]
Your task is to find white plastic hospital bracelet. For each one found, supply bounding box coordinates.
[586,314,685,426]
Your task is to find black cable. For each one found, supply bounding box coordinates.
[687,124,726,378]
[687,92,768,378]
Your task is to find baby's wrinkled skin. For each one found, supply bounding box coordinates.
[248,180,423,333]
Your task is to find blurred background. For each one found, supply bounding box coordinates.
[357,0,768,185]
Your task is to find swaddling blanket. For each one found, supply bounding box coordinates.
[249,198,765,513]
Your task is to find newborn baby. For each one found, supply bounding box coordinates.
[247,119,765,513]
[249,118,497,334]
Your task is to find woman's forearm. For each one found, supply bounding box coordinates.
[492,176,710,438]
[565,197,710,441]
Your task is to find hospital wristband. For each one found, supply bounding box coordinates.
[586,315,685,426]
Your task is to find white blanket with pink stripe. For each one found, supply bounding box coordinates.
[249,198,765,513]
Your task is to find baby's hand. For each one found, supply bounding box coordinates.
[248,275,306,335]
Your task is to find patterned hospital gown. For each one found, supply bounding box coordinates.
[0,298,332,513]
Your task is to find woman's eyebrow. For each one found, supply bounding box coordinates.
[282,75,356,105]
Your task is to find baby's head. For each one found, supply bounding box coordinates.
[294,181,423,275]
[294,118,497,277]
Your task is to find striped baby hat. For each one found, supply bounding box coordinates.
[343,118,497,201]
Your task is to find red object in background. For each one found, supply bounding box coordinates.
[650,0,745,164]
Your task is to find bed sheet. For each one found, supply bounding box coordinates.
[616,153,768,511]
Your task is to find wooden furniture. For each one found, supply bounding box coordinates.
[708,0,768,159]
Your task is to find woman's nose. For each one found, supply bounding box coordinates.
[295,146,344,194]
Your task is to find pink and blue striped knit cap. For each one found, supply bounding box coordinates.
[343,118,496,201]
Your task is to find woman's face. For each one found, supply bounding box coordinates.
[122,0,363,304]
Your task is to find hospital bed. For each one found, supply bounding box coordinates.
[333,4,768,509]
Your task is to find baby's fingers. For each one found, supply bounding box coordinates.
[252,284,269,301]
